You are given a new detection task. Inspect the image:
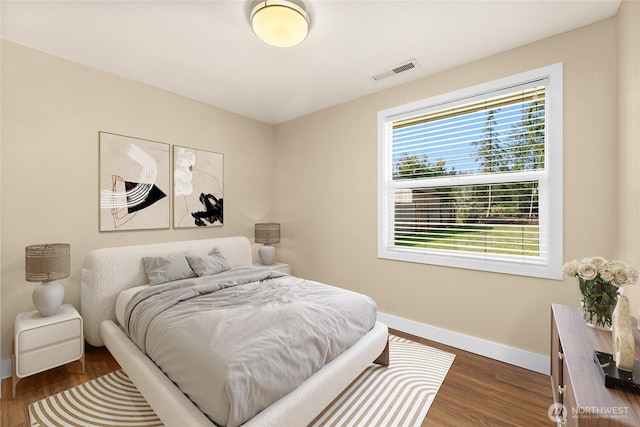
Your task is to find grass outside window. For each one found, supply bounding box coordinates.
[396,224,540,256]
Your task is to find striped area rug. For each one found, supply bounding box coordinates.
[29,369,162,427]
[28,335,454,427]
[310,334,455,426]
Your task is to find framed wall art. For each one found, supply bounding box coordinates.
[99,132,170,231]
[173,145,224,228]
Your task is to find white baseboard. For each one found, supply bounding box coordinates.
[378,312,550,375]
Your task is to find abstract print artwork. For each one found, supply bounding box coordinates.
[99,132,170,231]
[173,146,224,228]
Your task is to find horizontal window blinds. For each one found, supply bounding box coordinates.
[393,182,540,257]
[392,86,546,179]
[388,83,547,259]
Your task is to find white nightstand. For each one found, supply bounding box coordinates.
[12,303,85,398]
[253,261,291,275]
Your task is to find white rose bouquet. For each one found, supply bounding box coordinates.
[563,256,638,329]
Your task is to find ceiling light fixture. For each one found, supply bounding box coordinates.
[250,0,310,48]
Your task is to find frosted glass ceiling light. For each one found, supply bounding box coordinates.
[251,0,310,48]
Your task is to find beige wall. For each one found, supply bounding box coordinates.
[274,18,619,357]
[0,40,275,360]
[616,1,640,315]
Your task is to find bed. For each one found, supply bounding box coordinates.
[80,236,389,427]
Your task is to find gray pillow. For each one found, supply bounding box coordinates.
[186,247,232,277]
[142,254,197,285]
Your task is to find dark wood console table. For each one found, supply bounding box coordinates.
[551,304,640,426]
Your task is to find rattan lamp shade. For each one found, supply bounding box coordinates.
[25,243,70,282]
[255,223,281,244]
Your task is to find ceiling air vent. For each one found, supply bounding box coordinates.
[372,59,419,82]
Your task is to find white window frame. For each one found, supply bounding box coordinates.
[377,63,563,279]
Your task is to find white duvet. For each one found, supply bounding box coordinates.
[122,267,377,427]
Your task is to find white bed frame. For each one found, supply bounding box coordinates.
[81,236,389,427]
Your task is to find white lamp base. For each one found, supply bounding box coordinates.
[33,280,64,317]
[259,244,277,265]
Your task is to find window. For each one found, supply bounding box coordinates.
[377,64,563,279]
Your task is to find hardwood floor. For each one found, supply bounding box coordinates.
[1,331,553,426]
[391,330,554,426]
[1,345,120,427]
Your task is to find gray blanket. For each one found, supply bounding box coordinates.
[123,267,377,427]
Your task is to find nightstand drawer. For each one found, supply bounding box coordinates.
[17,337,82,377]
[18,318,81,352]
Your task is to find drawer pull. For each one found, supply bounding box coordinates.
[558,351,564,360]
[558,384,566,395]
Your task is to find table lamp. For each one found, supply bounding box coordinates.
[25,243,70,317]
[255,223,280,265]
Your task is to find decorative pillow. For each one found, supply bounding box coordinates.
[186,247,232,277]
[142,254,197,285]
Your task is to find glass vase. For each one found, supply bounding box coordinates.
[580,298,615,330]
[579,277,618,331]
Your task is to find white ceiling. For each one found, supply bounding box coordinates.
[1,0,621,124]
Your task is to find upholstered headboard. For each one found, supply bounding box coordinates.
[81,236,252,346]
